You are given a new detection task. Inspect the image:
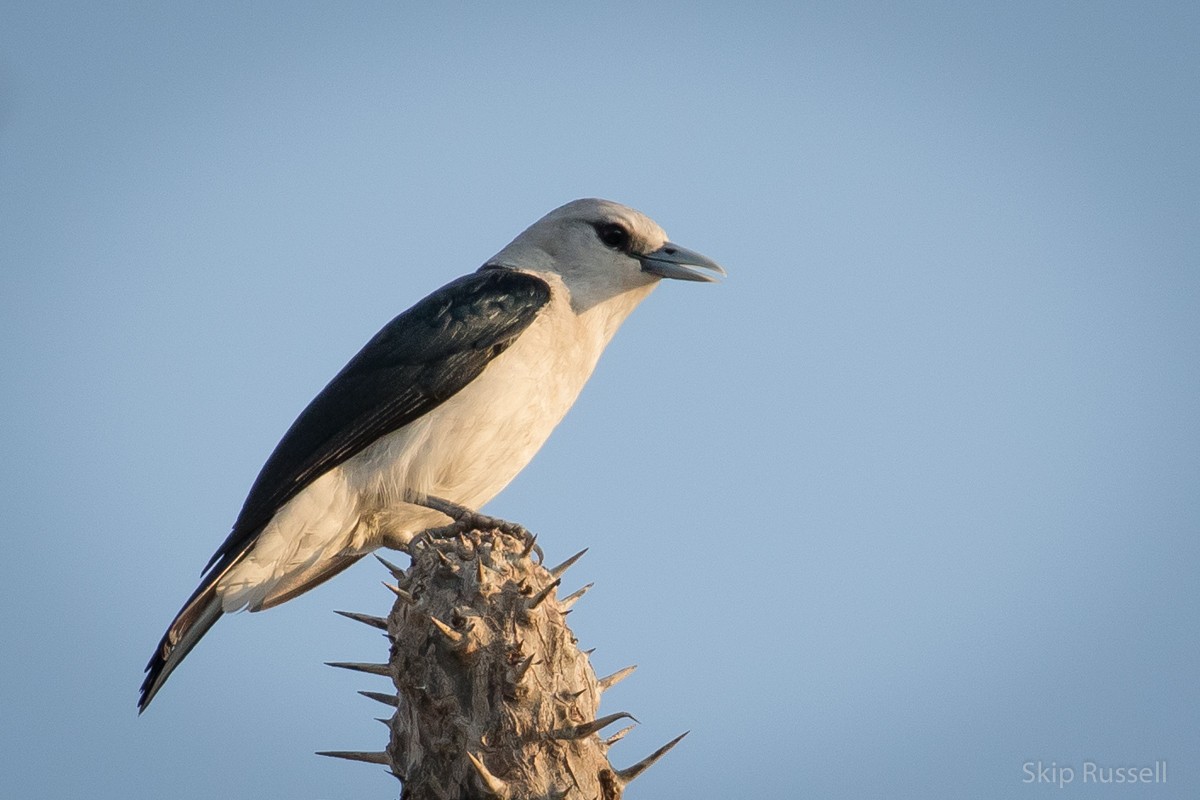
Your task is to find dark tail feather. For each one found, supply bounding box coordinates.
[138,559,238,713]
[138,550,366,711]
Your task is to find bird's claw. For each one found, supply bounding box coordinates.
[414,495,543,562]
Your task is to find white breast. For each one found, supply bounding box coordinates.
[216,275,654,611]
[344,283,606,541]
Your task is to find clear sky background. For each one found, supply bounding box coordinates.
[2,2,1197,798]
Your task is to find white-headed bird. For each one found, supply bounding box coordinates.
[139,198,724,711]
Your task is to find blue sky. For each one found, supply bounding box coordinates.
[2,2,1197,798]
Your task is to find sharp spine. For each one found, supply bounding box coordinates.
[548,548,588,579]
[374,553,407,579]
[358,690,399,707]
[615,731,689,784]
[316,750,390,765]
[526,578,561,610]
[382,582,414,603]
[560,582,593,610]
[521,533,538,558]
[603,723,637,748]
[334,609,388,630]
[429,615,464,645]
[510,654,536,683]
[325,661,390,677]
[598,664,637,692]
[466,752,511,798]
[552,711,636,740]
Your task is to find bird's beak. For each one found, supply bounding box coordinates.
[638,242,727,283]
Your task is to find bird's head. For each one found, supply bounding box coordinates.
[487,198,725,312]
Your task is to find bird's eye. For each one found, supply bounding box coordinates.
[594,223,631,251]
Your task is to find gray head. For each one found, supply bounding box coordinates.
[488,198,725,311]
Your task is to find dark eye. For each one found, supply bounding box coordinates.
[594,222,630,251]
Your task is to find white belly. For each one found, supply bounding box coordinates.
[215,287,619,611]
[344,296,601,542]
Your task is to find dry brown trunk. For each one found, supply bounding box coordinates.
[320,528,685,799]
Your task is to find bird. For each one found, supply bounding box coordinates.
[138,198,725,712]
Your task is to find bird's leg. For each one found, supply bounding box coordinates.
[419,495,527,537]
[414,495,543,562]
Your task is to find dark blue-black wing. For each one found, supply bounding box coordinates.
[204,267,551,573]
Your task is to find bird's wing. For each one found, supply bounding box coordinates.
[204,267,552,574]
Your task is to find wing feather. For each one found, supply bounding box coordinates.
[205,268,550,573]
[140,268,550,711]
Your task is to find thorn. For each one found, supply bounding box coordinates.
[560,582,593,611]
[583,648,596,656]
[435,549,455,567]
[476,559,487,586]
[598,665,637,692]
[521,533,538,558]
[316,750,390,765]
[552,711,636,740]
[334,610,388,630]
[375,716,391,727]
[374,553,407,580]
[562,688,587,702]
[383,582,414,603]
[603,723,636,748]
[429,615,464,646]
[358,690,398,707]
[466,751,511,798]
[325,661,390,677]
[526,578,561,610]
[548,548,588,579]
[509,653,536,684]
[615,731,689,784]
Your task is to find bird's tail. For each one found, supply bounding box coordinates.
[138,558,239,713]
[137,548,366,711]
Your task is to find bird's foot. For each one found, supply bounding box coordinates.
[415,495,543,562]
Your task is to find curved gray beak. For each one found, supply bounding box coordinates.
[639,242,727,283]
